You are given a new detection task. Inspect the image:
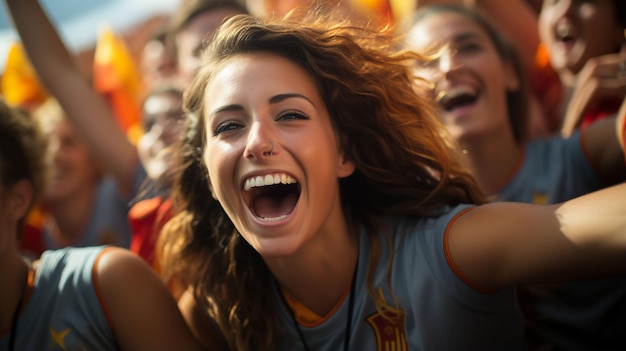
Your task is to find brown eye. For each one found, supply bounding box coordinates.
[214,121,243,136]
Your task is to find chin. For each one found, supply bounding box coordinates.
[251,237,302,259]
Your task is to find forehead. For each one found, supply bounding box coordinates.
[408,12,487,50]
[144,92,182,112]
[204,53,320,107]
[179,8,244,38]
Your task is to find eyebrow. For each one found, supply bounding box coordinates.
[209,93,316,116]
[452,32,484,43]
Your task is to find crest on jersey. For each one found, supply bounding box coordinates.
[366,309,408,351]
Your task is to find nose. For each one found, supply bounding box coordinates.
[244,121,276,159]
[428,49,463,93]
[46,137,63,164]
[438,49,463,75]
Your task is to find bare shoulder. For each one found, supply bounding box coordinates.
[446,202,561,289]
[94,247,206,350]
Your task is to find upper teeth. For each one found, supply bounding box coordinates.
[438,86,477,103]
[244,173,297,191]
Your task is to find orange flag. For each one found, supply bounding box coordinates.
[0,42,48,109]
[350,0,395,26]
[93,26,143,144]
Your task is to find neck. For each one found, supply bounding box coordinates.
[45,186,96,244]
[458,130,523,195]
[0,252,29,333]
[266,219,358,317]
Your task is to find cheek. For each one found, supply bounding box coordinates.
[203,143,234,197]
[537,11,555,43]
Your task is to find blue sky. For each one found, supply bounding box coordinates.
[0,0,181,71]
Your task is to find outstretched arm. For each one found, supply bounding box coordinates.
[448,182,626,291]
[96,248,207,350]
[4,0,139,196]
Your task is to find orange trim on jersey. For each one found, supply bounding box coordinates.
[281,282,352,328]
[443,207,496,295]
[92,247,116,338]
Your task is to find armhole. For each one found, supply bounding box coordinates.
[91,247,117,339]
[443,207,497,295]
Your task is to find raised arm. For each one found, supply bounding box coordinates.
[448,182,626,291]
[4,0,139,196]
[560,52,626,137]
[96,248,207,351]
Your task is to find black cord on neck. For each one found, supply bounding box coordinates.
[279,255,359,351]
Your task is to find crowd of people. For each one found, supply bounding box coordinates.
[1,0,625,350]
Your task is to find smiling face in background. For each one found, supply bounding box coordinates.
[137,90,185,186]
[176,7,246,86]
[539,0,624,77]
[201,52,354,258]
[40,119,99,203]
[407,11,519,143]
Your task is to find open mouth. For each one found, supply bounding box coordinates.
[243,173,300,222]
[555,24,576,45]
[438,86,478,112]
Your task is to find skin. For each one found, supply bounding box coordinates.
[539,0,623,82]
[415,0,541,70]
[0,172,205,350]
[176,18,626,348]
[176,8,245,86]
[0,179,32,334]
[202,52,357,316]
[414,0,551,138]
[41,119,100,203]
[137,92,185,186]
[408,12,521,193]
[538,0,626,134]
[35,118,101,245]
[140,34,176,89]
[409,10,626,192]
[408,12,519,145]
[5,0,187,196]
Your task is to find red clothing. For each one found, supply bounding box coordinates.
[579,98,622,131]
[128,196,173,267]
[531,43,622,134]
[19,204,46,259]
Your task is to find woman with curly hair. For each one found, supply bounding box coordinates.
[160,13,626,351]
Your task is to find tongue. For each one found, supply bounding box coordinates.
[253,192,298,219]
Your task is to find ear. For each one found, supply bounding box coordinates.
[337,154,355,178]
[9,179,33,221]
[503,61,520,92]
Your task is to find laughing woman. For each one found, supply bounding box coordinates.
[406,4,626,349]
[160,13,626,351]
